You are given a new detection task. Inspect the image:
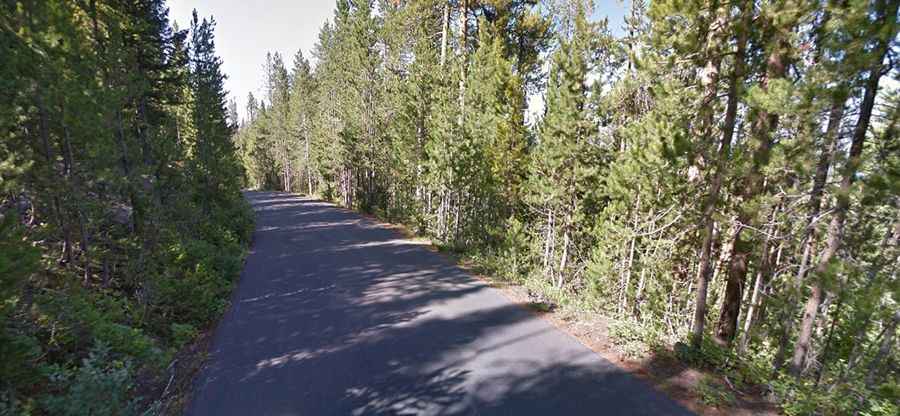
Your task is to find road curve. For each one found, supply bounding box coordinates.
[187,191,694,416]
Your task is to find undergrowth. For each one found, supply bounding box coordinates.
[0,200,253,415]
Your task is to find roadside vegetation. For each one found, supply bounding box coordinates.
[1,2,251,414]
[237,0,899,414]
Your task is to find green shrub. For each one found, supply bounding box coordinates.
[35,289,162,366]
[0,327,42,390]
[92,321,162,365]
[153,266,231,327]
[0,390,35,416]
[42,344,141,416]
[170,323,198,347]
[152,228,245,327]
[491,217,533,281]
[674,337,733,369]
[861,397,899,416]
[0,216,42,394]
[773,375,900,416]
[0,215,39,304]
[608,318,665,359]
[696,375,736,408]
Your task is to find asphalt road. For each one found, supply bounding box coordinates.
[187,191,694,416]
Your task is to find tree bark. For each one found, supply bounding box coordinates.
[622,195,641,314]
[306,131,313,194]
[715,10,788,344]
[865,310,900,388]
[773,96,845,370]
[737,204,781,353]
[789,0,896,373]
[690,3,732,348]
[457,0,468,118]
[439,1,450,67]
[768,0,844,367]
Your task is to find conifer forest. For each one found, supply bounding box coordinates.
[2,1,252,414]
[2,0,900,415]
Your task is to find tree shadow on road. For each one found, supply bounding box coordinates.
[191,192,693,416]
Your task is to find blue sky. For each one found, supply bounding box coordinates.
[594,1,632,36]
[169,1,631,121]
[169,0,336,118]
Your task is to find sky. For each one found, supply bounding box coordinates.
[168,0,338,120]
[168,0,631,122]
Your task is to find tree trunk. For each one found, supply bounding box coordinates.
[815,285,846,385]
[797,100,845,285]
[61,118,93,284]
[690,4,732,348]
[115,109,140,234]
[837,216,900,383]
[737,205,780,353]
[34,85,72,266]
[557,227,569,289]
[767,0,845,364]
[716,12,787,344]
[439,1,450,67]
[458,0,468,117]
[306,133,312,194]
[789,2,895,373]
[622,195,641,314]
[865,310,900,388]
[773,97,845,371]
[633,268,647,318]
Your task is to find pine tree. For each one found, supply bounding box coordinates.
[790,0,899,376]
[226,0,900,411]
[289,50,317,195]
[188,10,243,212]
[526,4,599,288]
[1,1,251,409]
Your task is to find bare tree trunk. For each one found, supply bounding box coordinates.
[77,208,91,284]
[690,4,731,348]
[815,286,845,385]
[621,195,642,315]
[771,5,846,367]
[306,134,312,194]
[115,110,140,233]
[439,1,450,67]
[282,143,290,192]
[457,0,468,117]
[61,118,93,284]
[557,222,570,289]
[34,86,73,266]
[797,101,845,285]
[633,268,647,318]
[557,233,569,289]
[542,208,553,271]
[621,235,635,315]
[738,207,780,353]
[453,191,461,243]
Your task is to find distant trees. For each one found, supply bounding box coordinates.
[1,1,250,412]
[237,0,898,413]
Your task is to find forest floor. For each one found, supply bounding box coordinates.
[462,281,780,416]
[357,211,782,416]
[149,331,216,415]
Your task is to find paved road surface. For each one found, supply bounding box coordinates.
[188,191,693,415]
